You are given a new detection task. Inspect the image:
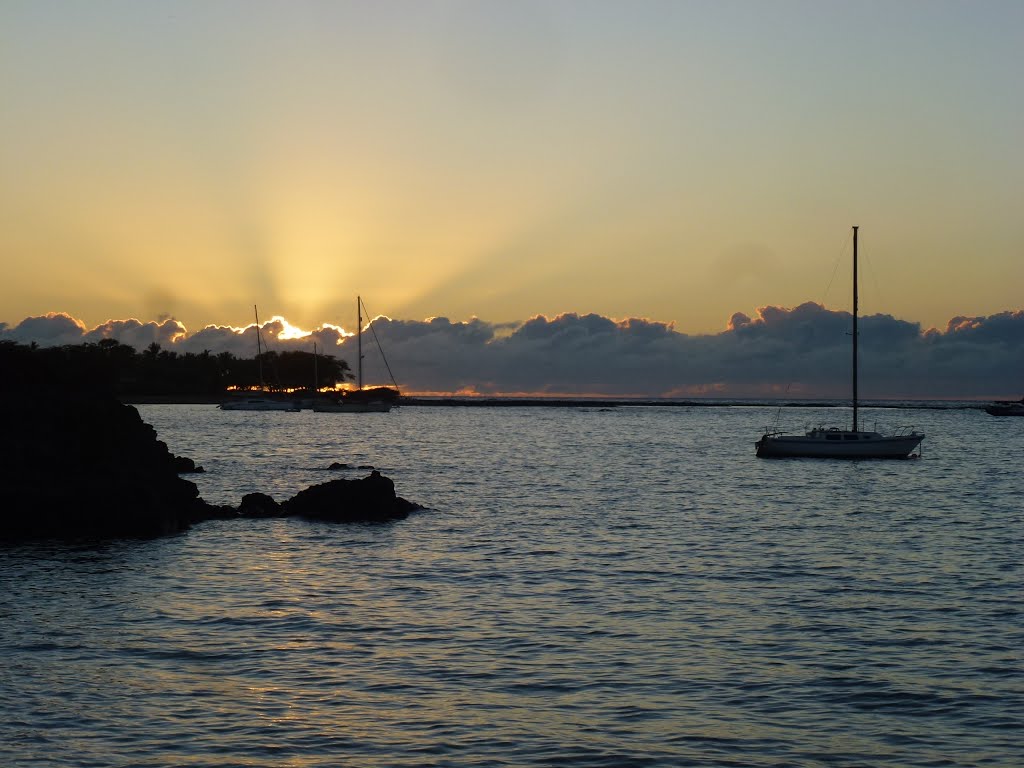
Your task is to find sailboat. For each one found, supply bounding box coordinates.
[755,227,924,458]
[313,296,397,413]
[219,306,301,412]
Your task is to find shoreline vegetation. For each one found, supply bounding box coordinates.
[2,337,353,397]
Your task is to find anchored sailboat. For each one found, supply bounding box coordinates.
[313,296,398,413]
[755,227,924,459]
[219,305,300,412]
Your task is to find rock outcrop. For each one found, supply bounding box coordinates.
[0,341,421,540]
[0,392,220,539]
[284,471,418,523]
[238,492,283,519]
[172,455,205,473]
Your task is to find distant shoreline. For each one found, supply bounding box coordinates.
[122,395,988,410]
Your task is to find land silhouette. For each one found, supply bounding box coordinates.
[1,338,404,402]
[18,337,353,395]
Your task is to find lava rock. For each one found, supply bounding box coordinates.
[284,470,419,523]
[238,492,282,518]
[173,455,205,473]
[0,343,421,539]
[0,392,221,539]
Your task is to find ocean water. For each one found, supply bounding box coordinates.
[1,403,1021,767]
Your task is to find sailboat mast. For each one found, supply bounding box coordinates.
[357,295,363,392]
[254,304,264,389]
[852,226,859,432]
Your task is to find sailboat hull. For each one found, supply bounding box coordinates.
[756,431,923,459]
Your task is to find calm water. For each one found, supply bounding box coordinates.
[1,404,1021,767]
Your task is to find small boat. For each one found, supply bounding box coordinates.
[313,296,398,414]
[755,226,924,459]
[984,398,1024,417]
[219,305,300,412]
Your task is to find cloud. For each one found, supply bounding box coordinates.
[3,307,1022,399]
[2,312,88,345]
[82,318,188,348]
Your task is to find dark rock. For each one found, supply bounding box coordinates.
[0,391,222,539]
[284,470,420,523]
[173,455,205,473]
[0,342,421,539]
[238,492,282,518]
[327,462,350,470]
[357,464,375,470]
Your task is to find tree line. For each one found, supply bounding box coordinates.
[1,339,354,396]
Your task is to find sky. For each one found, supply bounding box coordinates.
[2,1,1022,397]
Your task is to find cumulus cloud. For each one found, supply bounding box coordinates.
[2,307,1022,398]
[2,312,87,345]
[83,318,188,348]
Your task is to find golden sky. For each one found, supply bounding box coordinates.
[2,1,1021,335]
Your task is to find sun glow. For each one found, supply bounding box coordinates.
[269,315,312,341]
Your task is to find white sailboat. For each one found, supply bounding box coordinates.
[219,306,301,412]
[755,227,924,459]
[313,296,397,413]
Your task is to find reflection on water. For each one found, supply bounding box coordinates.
[1,405,1021,766]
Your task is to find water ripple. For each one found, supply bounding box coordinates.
[1,405,1021,767]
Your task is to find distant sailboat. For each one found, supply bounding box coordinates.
[313,296,398,413]
[755,227,924,459]
[219,305,300,412]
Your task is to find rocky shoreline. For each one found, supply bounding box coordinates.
[0,392,420,541]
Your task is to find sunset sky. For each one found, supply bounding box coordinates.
[2,2,1022,397]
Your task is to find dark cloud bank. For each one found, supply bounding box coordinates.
[2,304,1022,399]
